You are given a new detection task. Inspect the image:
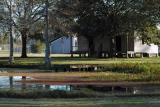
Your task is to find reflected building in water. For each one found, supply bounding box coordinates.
[0,76,159,96]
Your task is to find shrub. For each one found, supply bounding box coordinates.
[30,40,44,53]
[102,63,151,73]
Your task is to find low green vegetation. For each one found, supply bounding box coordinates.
[0,57,159,65]
[0,57,160,82]
[0,57,160,72]
[102,63,160,74]
[0,97,160,107]
[30,40,45,53]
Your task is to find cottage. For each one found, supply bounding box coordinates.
[50,36,78,54]
[77,32,159,57]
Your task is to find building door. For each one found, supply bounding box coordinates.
[116,36,122,52]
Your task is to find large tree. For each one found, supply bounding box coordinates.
[57,0,160,57]
[0,0,15,63]
[138,0,160,44]
[9,0,45,58]
[7,0,14,64]
[43,0,51,68]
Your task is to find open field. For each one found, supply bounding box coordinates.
[0,97,160,107]
[0,56,160,82]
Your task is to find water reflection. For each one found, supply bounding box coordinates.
[71,85,160,95]
[0,76,71,91]
[9,76,13,88]
[50,85,71,91]
[0,76,160,95]
[21,76,27,90]
[0,76,31,90]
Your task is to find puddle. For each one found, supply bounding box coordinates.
[0,76,32,89]
[0,76,160,95]
[72,85,160,95]
[0,76,71,91]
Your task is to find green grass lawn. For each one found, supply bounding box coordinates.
[1,56,160,82]
[0,56,160,65]
[1,56,160,73]
[0,97,160,107]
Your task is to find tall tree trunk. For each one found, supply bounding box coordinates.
[9,0,14,64]
[109,36,116,58]
[9,25,14,63]
[44,0,51,69]
[87,37,95,58]
[9,76,13,88]
[126,35,129,58]
[98,43,103,58]
[21,33,27,58]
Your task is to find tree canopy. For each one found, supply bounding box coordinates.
[57,0,160,57]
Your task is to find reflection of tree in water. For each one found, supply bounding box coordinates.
[9,76,25,90]
[9,76,13,88]
[6,76,160,95]
[71,85,136,94]
[45,85,50,90]
[21,76,26,90]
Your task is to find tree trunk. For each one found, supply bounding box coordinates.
[44,0,51,69]
[9,0,14,64]
[9,76,13,88]
[87,37,95,58]
[9,25,14,63]
[109,36,116,58]
[97,43,103,58]
[126,35,129,58]
[21,33,27,58]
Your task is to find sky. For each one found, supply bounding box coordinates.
[157,24,160,30]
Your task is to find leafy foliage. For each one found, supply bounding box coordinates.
[56,0,160,57]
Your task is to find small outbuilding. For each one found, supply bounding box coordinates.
[50,36,78,54]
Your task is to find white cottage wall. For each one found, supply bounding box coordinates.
[134,37,158,54]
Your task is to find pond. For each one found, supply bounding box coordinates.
[0,76,160,96]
